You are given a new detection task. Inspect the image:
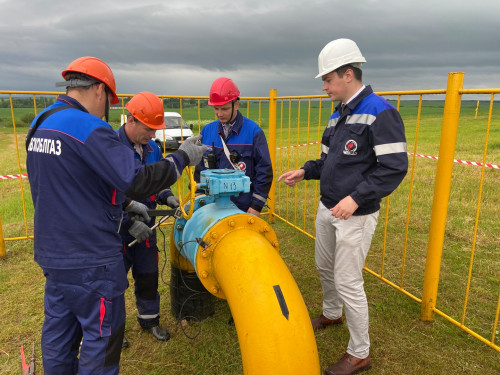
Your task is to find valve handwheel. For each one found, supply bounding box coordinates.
[177,165,196,220]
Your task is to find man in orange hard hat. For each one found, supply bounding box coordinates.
[117,92,180,347]
[26,57,206,375]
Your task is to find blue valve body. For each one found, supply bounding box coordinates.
[174,169,251,269]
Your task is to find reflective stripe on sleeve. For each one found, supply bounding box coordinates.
[252,193,267,204]
[374,142,407,156]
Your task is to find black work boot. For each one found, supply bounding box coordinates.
[122,335,129,349]
[144,325,171,341]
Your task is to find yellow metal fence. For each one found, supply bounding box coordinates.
[0,72,499,353]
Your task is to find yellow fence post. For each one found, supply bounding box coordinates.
[421,72,464,321]
[0,216,6,259]
[267,89,277,223]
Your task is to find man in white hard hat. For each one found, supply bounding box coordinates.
[279,39,408,375]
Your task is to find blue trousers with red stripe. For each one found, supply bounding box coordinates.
[41,261,128,375]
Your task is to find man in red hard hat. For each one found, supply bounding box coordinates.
[196,77,273,217]
[117,92,180,347]
[26,57,206,375]
[279,39,408,375]
[195,77,273,325]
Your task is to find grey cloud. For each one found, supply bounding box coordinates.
[1,0,499,96]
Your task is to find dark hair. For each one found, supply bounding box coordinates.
[64,72,100,93]
[335,64,362,81]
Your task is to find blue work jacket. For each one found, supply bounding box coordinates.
[116,125,173,245]
[196,111,273,212]
[303,86,408,215]
[26,95,187,269]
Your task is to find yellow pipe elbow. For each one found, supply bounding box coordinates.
[196,215,320,374]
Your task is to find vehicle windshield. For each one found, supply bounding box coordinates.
[164,116,188,129]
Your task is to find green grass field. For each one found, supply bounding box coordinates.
[0,97,499,374]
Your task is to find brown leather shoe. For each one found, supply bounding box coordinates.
[324,353,372,375]
[311,314,343,330]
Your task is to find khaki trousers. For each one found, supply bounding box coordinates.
[315,201,379,358]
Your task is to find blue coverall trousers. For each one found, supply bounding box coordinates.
[41,261,128,375]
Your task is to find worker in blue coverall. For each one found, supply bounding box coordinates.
[279,39,408,375]
[195,77,273,324]
[195,77,273,216]
[117,92,180,347]
[26,56,206,375]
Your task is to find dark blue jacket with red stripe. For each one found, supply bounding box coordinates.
[116,125,173,245]
[196,111,273,212]
[302,86,408,215]
[26,95,188,269]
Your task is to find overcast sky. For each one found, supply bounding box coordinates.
[1,0,499,98]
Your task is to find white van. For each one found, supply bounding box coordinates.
[120,112,194,150]
[156,112,194,150]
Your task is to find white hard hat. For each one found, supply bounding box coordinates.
[315,38,366,79]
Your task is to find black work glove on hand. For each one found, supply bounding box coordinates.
[125,201,151,222]
[156,189,180,208]
[178,134,207,166]
[128,221,153,243]
[165,196,180,208]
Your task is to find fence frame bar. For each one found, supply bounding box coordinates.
[420,72,465,321]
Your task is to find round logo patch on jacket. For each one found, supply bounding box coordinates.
[343,140,358,155]
[237,161,247,171]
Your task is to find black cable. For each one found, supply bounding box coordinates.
[157,221,205,340]
[157,225,170,288]
[173,239,213,339]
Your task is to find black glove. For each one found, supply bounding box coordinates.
[156,189,176,206]
[156,192,179,208]
[128,221,152,243]
[178,134,207,166]
[125,201,150,222]
[165,196,180,208]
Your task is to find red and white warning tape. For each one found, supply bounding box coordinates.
[0,174,28,180]
[277,141,320,150]
[407,153,500,169]
[1,149,499,180]
[276,142,500,170]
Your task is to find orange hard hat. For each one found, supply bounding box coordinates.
[208,77,240,106]
[125,92,165,130]
[61,56,119,104]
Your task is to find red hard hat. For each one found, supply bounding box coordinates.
[62,56,119,104]
[125,92,165,130]
[208,77,240,106]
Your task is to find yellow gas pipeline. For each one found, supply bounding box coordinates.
[171,169,320,374]
[201,215,319,374]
